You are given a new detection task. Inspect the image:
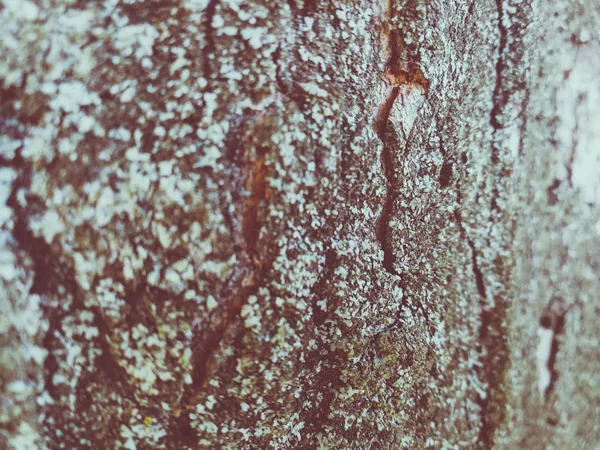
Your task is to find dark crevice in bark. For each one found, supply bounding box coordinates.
[382,8,430,93]
[547,178,561,206]
[118,0,188,25]
[374,87,401,276]
[469,6,515,439]
[272,44,311,114]
[386,28,403,78]
[176,136,273,446]
[467,242,504,449]
[439,160,454,188]
[338,113,360,183]
[175,262,257,441]
[477,5,529,444]
[176,259,263,446]
[566,93,585,187]
[87,310,131,383]
[545,320,565,401]
[453,208,488,301]
[467,238,488,301]
[302,352,345,445]
[475,304,508,450]
[301,252,344,436]
[453,204,498,450]
[202,0,220,81]
[488,0,508,214]
[489,0,509,134]
[272,44,285,86]
[6,154,130,408]
[302,0,319,16]
[0,154,16,166]
[540,297,568,401]
[310,248,337,326]
[517,87,531,158]
[467,0,477,18]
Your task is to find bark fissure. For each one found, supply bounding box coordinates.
[202,0,220,81]
[177,140,272,444]
[538,296,573,406]
[272,44,310,113]
[6,155,130,404]
[469,240,495,450]
[566,93,585,187]
[467,238,488,301]
[541,311,567,401]
[453,205,499,449]
[488,0,508,214]
[490,0,508,134]
[374,86,401,276]
[176,262,258,444]
[517,87,531,158]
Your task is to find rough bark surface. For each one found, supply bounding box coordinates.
[0,0,599,449]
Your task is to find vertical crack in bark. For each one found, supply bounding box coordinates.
[6,154,130,410]
[566,93,585,188]
[302,344,345,444]
[467,0,477,18]
[517,87,530,158]
[489,0,508,133]
[175,263,257,446]
[304,303,339,440]
[466,235,498,449]
[272,43,311,113]
[453,205,498,450]
[310,248,337,327]
[381,1,430,92]
[453,209,488,302]
[272,44,286,94]
[6,159,60,399]
[202,0,220,81]
[374,87,400,276]
[489,0,508,213]
[176,138,272,445]
[466,2,512,447]
[539,297,568,402]
[467,238,488,301]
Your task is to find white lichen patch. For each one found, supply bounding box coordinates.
[8,422,45,450]
[554,42,600,205]
[113,23,159,60]
[536,326,554,399]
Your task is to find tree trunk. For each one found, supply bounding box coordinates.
[1,0,598,448]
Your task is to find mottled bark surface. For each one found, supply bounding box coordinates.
[0,0,598,448]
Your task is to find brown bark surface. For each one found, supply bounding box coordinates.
[1,0,599,448]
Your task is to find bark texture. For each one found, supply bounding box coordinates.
[0,0,599,448]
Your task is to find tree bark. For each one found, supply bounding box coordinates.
[1,0,599,448]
